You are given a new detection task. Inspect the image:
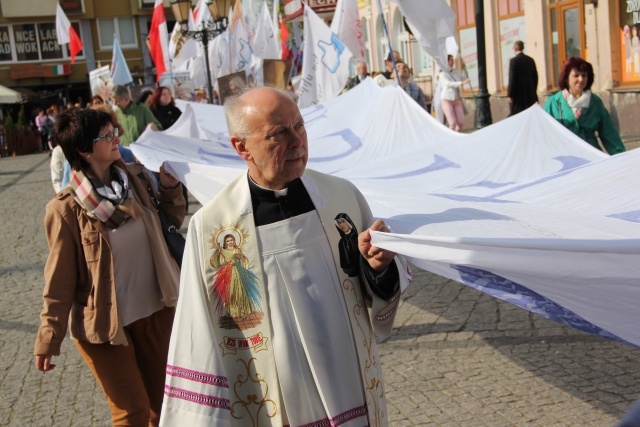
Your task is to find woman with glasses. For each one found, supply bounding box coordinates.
[33,108,185,426]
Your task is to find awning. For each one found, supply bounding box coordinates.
[0,85,22,104]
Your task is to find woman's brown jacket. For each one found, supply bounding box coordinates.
[34,163,185,356]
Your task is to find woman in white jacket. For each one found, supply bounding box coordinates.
[439,55,470,132]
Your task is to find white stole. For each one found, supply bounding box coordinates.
[161,169,411,427]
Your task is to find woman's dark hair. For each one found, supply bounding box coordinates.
[149,86,174,109]
[447,54,454,62]
[54,108,114,171]
[558,57,594,91]
[137,90,152,106]
[91,95,104,105]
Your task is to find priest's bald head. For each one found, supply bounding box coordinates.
[225,87,308,191]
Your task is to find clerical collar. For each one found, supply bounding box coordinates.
[248,174,289,198]
[247,173,316,226]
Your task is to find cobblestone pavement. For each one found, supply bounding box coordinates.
[1,153,639,426]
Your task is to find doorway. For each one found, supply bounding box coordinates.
[548,0,584,87]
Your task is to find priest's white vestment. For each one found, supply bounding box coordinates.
[160,169,411,427]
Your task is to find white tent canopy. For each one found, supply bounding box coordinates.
[0,85,22,104]
[132,78,640,348]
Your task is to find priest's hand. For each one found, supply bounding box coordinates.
[358,219,395,272]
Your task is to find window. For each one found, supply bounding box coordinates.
[618,0,640,84]
[498,0,525,89]
[97,17,138,50]
[547,1,584,88]
[0,22,82,63]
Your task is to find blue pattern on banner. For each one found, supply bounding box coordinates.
[607,211,640,223]
[457,181,515,189]
[432,194,518,203]
[452,265,633,346]
[555,155,591,171]
[373,154,460,179]
[309,129,363,162]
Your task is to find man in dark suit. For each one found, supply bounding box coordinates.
[507,40,538,116]
[345,61,369,90]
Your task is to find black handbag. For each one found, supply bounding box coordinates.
[142,177,186,267]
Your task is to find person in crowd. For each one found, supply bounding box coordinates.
[160,87,410,426]
[35,109,53,152]
[544,57,625,154]
[66,101,75,110]
[195,89,208,104]
[395,62,428,111]
[508,40,539,116]
[113,85,162,146]
[137,90,153,108]
[345,61,369,90]
[49,131,66,193]
[382,50,402,79]
[211,89,221,105]
[91,95,105,107]
[34,108,185,426]
[439,54,470,132]
[149,86,182,131]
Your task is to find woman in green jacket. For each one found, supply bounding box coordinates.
[544,57,625,155]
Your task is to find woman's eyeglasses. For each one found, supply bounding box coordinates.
[93,127,119,143]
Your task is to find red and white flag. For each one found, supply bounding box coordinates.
[330,0,364,61]
[149,0,170,81]
[55,4,83,63]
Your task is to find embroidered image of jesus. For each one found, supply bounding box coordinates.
[209,227,262,326]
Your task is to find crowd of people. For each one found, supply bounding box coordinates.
[31,48,632,426]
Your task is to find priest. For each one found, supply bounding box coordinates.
[160,87,411,427]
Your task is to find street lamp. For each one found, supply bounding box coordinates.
[474,0,492,128]
[170,0,226,104]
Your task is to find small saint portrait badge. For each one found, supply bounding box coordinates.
[208,223,263,330]
[334,213,360,277]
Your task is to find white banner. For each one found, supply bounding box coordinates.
[298,5,353,108]
[132,79,640,349]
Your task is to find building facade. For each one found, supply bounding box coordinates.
[0,0,172,106]
[358,0,640,140]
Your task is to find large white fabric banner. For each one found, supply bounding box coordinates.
[132,79,640,348]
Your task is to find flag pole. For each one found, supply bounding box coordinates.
[375,0,401,86]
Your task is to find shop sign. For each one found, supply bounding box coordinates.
[10,63,71,80]
[0,27,12,61]
[621,0,640,83]
[13,24,39,61]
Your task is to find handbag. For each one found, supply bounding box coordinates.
[141,174,186,267]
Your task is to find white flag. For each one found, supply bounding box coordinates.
[298,6,353,108]
[253,3,279,60]
[229,13,253,72]
[330,0,364,61]
[193,0,213,28]
[385,0,456,70]
[169,13,198,69]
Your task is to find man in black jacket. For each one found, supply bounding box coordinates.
[507,40,538,116]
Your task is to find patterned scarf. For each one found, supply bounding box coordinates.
[68,162,136,229]
[563,89,591,120]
